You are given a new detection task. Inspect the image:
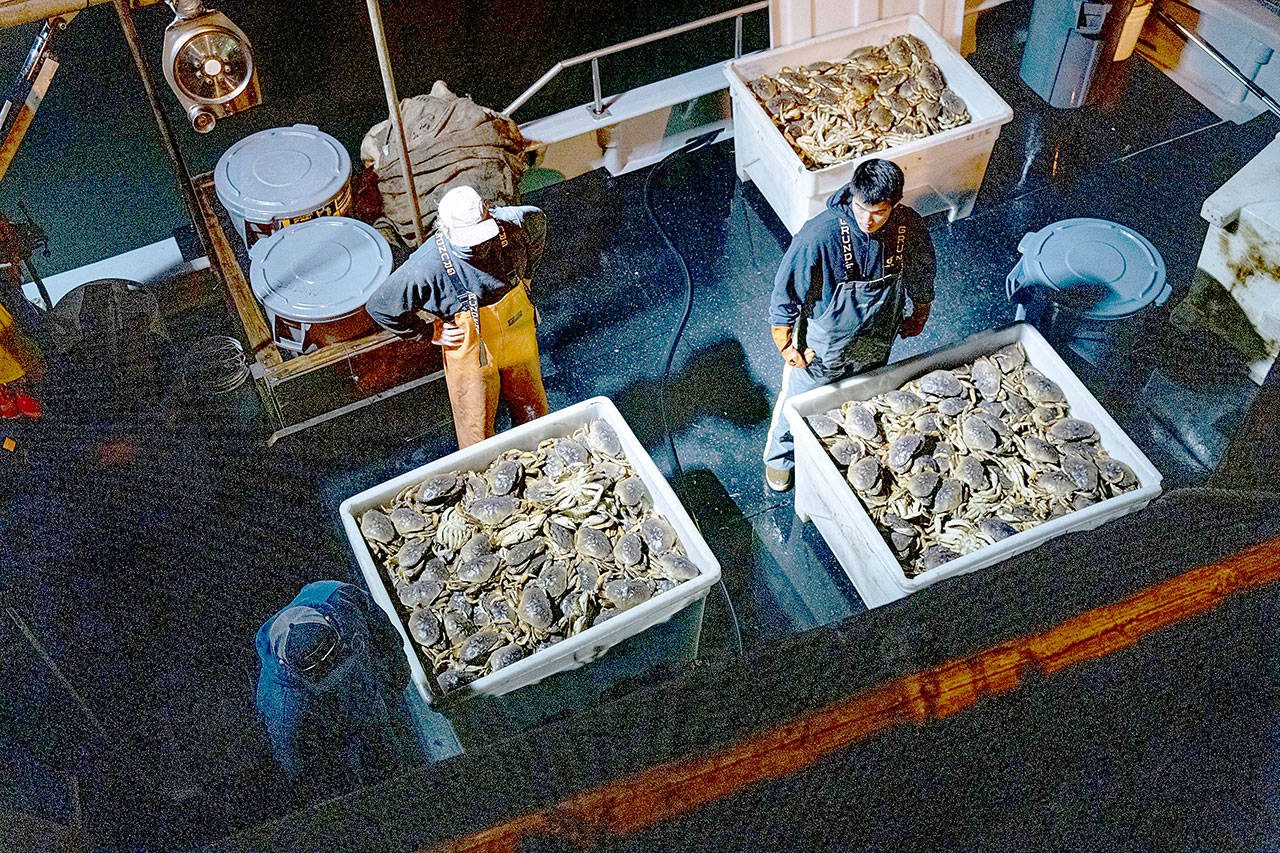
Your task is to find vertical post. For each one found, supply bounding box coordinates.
[365,0,425,245]
[24,257,52,311]
[112,0,210,261]
[589,56,607,117]
[734,14,743,58]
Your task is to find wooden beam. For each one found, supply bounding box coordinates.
[429,535,1280,852]
[0,0,162,30]
[193,174,281,368]
[269,329,415,380]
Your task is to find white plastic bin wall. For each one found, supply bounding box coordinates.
[770,0,966,52]
[726,14,1014,234]
[783,323,1162,608]
[338,397,722,704]
[1197,132,1280,384]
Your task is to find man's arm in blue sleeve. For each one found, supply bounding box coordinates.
[364,249,441,337]
[769,235,820,328]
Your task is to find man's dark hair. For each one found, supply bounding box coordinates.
[850,159,904,206]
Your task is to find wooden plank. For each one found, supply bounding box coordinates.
[193,174,281,368]
[268,328,421,380]
[0,0,163,30]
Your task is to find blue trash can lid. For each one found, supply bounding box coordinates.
[1012,218,1170,319]
[248,217,392,321]
[215,124,351,223]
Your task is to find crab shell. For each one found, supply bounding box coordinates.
[656,551,699,582]
[639,517,677,553]
[918,369,965,397]
[1021,368,1066,404]
[416,474,463,504]
[465,496,521,527]
[613,531,646,567]
[360,509,396,544]
[486,460,524,496]
[586,419,624,458]
[518,585,554,631]
[459,630,503,665]
[807,413,841,438]
[574,526,613,561]
[603,578,654,611]
[535,561,569,598]
[848,456,882,493]
[409,608,440,646]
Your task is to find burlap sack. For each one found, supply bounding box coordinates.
[362,81,528,246]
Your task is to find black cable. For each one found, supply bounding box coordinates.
[641,131,744,658]
[642,134,710,487]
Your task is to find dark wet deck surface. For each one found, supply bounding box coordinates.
[1,1,1278,848]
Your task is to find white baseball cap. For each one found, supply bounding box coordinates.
[437,186,499,247]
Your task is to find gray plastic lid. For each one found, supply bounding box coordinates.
[248,217,392,321]
[214,124,351,222]
[1012,218,1170,319]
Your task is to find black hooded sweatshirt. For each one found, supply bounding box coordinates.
[365,205,546,337]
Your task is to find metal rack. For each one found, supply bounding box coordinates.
[193,174,443,445]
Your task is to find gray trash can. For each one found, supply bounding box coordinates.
[1021,0,1113,107]
[1006,218,1170,367]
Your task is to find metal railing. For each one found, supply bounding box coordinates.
[502,1,769,118]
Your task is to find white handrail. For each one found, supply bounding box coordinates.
[502,1,769,118]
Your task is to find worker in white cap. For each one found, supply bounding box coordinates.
[366,186,549,448]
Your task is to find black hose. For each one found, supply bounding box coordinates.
[641,130,744,658]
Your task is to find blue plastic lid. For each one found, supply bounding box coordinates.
[215,124,351,222]
[248,217,392,321]
[1011,218,1170,319]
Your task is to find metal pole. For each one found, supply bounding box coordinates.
[734,14,743,59]
[502,1,768,118]
[569,0,768,66]
[4,603,111,744]
[365,0,424,245]
[589,57,607,117]
[1152,6,1280,119]
[503,61,564,116]
[112,0,210,260]
[24,256,51,310]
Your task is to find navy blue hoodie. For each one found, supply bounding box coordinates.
[768,185,935,329]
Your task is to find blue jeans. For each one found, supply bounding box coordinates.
[763,364,830,471]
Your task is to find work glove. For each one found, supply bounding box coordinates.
[900,301,931,338]
[772,325,814,368]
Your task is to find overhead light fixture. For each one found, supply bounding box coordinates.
[161,0,261,133]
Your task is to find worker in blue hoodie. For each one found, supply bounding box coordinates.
[254,581,410,792]
[763,159,936,492]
